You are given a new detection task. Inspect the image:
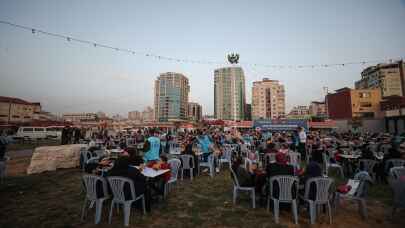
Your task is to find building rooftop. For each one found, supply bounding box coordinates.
[0,96,40,106]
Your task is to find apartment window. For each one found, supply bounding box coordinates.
[360,102,372,108]
[359,92,370,98]
[12,115,20,118]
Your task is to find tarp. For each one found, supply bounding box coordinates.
[253,119,308,131]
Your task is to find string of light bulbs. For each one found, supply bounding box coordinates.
[0,20,403,70]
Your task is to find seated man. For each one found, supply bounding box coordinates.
[108,155,147,201]
[143,129,161,163]
[266,152,295,199]
[231,156,254,188]
[300,150,323,200]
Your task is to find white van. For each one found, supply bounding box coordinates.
[16,127,48,140]
[46,126,63,139]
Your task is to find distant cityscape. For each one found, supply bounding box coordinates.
[0,59,404,133]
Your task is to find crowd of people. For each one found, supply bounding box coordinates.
[80,126,405,210]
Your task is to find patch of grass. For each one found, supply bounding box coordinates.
[0,167,403,228]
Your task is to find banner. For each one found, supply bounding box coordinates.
[253,119,308,131]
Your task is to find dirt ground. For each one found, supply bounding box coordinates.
[1,150,404,227]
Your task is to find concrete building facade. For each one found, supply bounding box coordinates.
[287,105,310,119]
[355,61,405,97]
[187,102,202,122]
[251,78,285,120]
[62,113,98,123]
[214,66,246,120]
[154,72,190,122]
[0,96,41,124]
[326,88,382,119]
[309,101,327,117]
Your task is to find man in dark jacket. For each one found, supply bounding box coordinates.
[266,152,295,199]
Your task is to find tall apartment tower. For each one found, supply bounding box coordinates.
[251,78,285,120]
[214,66,246,120]
[154,72,190,122]
[355,60,405,97]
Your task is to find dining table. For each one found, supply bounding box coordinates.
[129,165,170,212]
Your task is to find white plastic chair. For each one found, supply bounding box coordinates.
[322,153,344,178]
[358,159,378,181]
[180,154,195,181]
[81,150,100,171]
[389,166,405,182]
[81,175,110,224]
[264,153,276,167]
[200,154,215,178]
[165,158,181,196]
[335,172,371,219]
[384,159,405,174]
[229,167,256,208]
[288,152,301,169]
[107,176,146,226]
[244,158,254,171]
[268,175,299,224]
[302,177,334,224]
[389,178,405,218]
[219,148,232,169]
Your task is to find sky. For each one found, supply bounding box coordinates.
[0,0,404,117]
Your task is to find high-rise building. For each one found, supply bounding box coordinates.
[244,104,252,121]
[187,102,202,122]
[214,66,246,120]
[154,72,190,122]
[355,60,405,97]
[128,111,142,121]
[251,78,285,120]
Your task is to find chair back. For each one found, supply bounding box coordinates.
[168,158,181,180]
[244,158,253,170]
[264,153,276,166]
[390,167,405,180]
[222,149,233,161]
[358,159,377,174]
[180,154,194,169]
[385,159,405,173]
[269,175,298,201]
[229,167,241,187]
[304,177,333,203]
[288,152,301,167]
[207,154,215,165]
[107,176,136,203]
[82,174,108,201]
[354,172,372,198]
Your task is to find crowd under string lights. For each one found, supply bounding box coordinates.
[0,20,403,70]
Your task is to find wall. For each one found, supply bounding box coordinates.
[326,89,352,119]
[334,118,385,133]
